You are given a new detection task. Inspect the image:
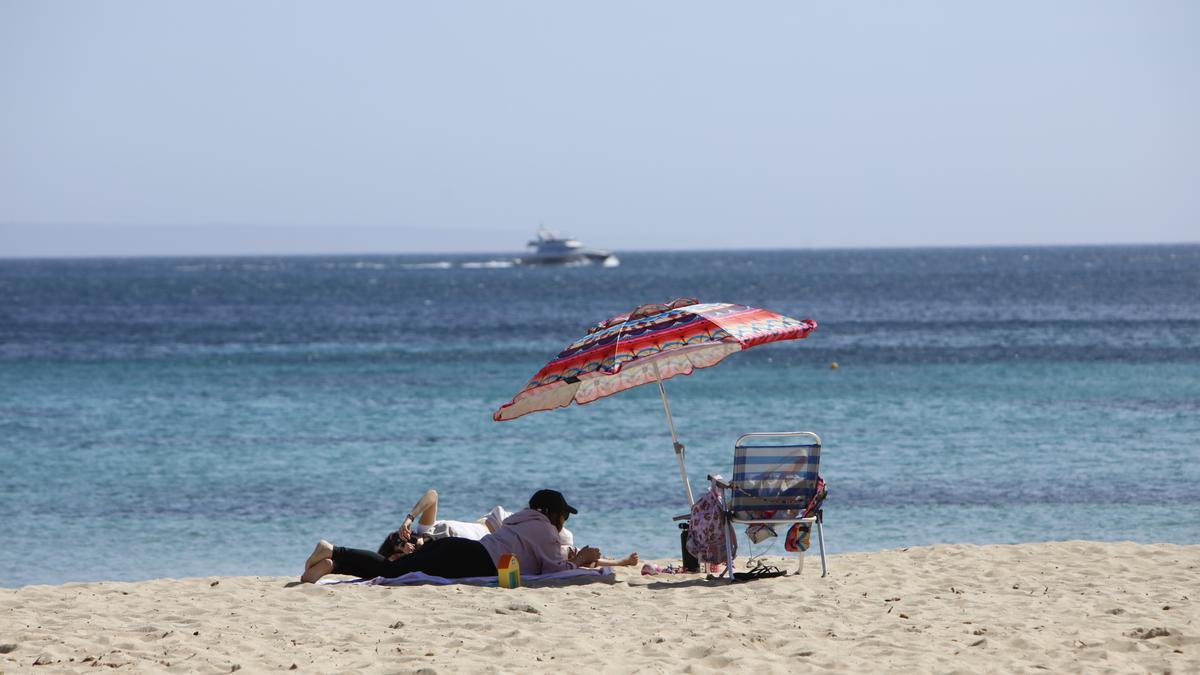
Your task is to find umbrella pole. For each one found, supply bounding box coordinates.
[655,366,695,507]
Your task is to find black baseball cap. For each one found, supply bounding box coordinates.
[529,489,578,515]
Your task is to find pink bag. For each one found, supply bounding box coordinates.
[686,480,737,563]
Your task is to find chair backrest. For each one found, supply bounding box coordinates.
[731,431,821,520]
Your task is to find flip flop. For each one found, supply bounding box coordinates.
[732,563,787,582]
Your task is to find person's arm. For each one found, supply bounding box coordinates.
[532,522,599,572]
[398,489,439,540]
[569,546,602,567]
[594,552,638,567]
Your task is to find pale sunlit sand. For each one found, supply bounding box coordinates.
[2,541,1196,673]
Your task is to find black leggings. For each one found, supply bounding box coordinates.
[332,537,495,580]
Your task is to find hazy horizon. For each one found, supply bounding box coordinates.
[3,234,1197,262]
[3,1,1197,257]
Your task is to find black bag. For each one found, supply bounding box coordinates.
[678,522,699,572]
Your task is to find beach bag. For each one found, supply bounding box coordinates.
[745,522,777,544]
[784,476,828,553]
[686,480,736,563]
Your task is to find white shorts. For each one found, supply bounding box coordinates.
[428,519,491,541]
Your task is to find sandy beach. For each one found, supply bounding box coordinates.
[1,541,1196,673]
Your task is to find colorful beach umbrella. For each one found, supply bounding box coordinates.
[493,298,817,506]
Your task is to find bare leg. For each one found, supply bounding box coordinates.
[301,558,335,584]
[304,539,334,572]
[418,489,438,528]
[399,489,440,539]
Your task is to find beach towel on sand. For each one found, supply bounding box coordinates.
[320,567,614,587]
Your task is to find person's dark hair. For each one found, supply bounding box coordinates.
[376,529,423,558]
[534,505,569,523]
[377,529,403,557]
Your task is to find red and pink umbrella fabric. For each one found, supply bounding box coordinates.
[493,298,817,506]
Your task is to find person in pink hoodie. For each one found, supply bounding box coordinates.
[301,489,600,583]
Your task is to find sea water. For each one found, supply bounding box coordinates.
[1,245,1198,587]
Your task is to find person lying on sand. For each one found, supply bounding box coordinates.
[390,488,510,544]
[374,488,639,566]
[376,526,639,568]
[302,489,601,583]
[374,488,509,561]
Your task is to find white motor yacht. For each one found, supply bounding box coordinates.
[516,228,619,266]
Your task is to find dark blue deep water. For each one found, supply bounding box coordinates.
[2,245,1198,586]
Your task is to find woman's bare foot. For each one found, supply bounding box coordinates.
[304,540,334,573]
[616,552,639,566]
[301,558,334,584]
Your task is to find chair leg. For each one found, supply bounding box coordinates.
[816,518,827,578]
[722,518,735,582]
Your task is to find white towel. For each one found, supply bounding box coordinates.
[483,505,511,533]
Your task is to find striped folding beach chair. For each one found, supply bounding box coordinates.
[710,431,827,579]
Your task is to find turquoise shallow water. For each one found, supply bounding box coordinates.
[1,246,1198,586]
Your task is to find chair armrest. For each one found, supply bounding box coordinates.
[671,513,690,522]
[728,516,817,525]
[706,474,732,490]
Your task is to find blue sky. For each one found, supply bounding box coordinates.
[1,1,1197,256]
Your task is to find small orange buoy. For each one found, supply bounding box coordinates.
[829,361,839,370]
[497,553,521,588]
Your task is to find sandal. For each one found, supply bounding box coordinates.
[733,563,786,582]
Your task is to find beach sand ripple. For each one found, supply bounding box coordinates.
[1,541,1197,673]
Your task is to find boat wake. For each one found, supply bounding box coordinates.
[398,260,516,270]
[461,260,516,269]
[399,256,621,270]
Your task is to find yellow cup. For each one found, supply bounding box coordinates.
[497,553,521,589]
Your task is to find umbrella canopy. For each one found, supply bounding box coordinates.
[493,299,817,422]
[493,298,817,507]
